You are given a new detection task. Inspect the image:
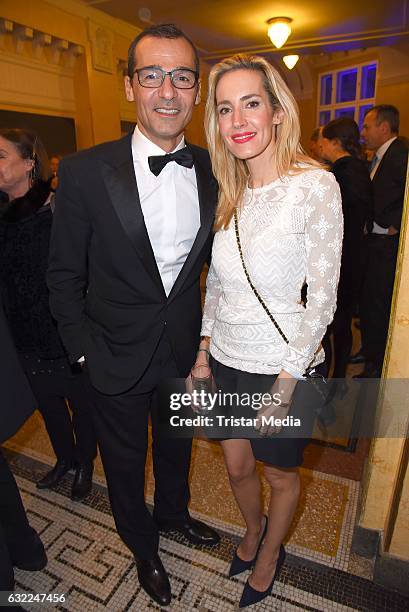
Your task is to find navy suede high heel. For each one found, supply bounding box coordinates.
[238,543,286,608]
[228,515,268,578]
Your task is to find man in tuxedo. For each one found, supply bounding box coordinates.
[354,105,408,377]
[47,23,219,607]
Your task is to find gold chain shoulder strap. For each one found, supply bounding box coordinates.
[233,208,289,345]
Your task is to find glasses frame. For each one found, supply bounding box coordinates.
[133,66,199,89]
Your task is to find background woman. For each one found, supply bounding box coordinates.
[320,118,372,380]
[0,128,97,501]
[193,55,342,607]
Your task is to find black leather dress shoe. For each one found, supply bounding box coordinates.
[135,555,171,607]
[71,462,94,501]
[157,518,220,546]
[36,460,72,490]
[12,531,47,571]
[348,351,366,365]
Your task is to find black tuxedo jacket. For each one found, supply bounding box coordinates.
[371,137,408,232]
[47,134,217,395]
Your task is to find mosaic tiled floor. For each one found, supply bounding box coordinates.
[6,419,359,573]
[6,451,409,612]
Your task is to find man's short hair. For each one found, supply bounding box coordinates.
[127,23,200,79]
[365,104,400,134]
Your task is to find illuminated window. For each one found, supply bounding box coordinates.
[317,62,377,130]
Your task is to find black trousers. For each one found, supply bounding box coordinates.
[85,333,192,560]
[360,234,399,369]
[21,355,97,465]
[0,449,35,590]
[322,296,355,378]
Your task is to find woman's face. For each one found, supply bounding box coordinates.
[215,69,283,163]
[319,135,341,163]
[0,136,33,195]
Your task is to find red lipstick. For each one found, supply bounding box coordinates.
[231,132,256,144]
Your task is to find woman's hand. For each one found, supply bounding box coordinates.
[186,337,213,413]
[255,369,297,437]
[191,336,211,377]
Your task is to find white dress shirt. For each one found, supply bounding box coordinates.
[131,125,200,296]
[371,136,397,234]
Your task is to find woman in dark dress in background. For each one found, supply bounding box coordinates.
[0,129,97,501]
[320,118,373,380]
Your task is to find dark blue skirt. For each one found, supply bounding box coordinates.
[210,357,316,468]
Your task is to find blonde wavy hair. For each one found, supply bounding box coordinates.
[205,54,321,230]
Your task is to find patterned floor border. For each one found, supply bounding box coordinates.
[4,450,409,612]
[6,441,360,572]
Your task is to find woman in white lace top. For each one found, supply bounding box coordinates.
[191,55,342,607]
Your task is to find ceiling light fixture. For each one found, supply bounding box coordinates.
[283,54,299,70]
[267,17,292,49]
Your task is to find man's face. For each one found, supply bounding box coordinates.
[124,36,200,151]
[361,110,388,151]
[50,156,59,174]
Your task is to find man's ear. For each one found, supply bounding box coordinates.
[195,80,201,106]
[273,107,285,125]
[124,76,135,102]
[380,120,389,136]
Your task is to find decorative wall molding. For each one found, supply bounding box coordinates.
[201,27,409,63]
[13,24,33,54]
[33,32,52,60]
[0,18,13,49]
[88,19,114,74]
[0,17,84,69]
[0,47,76,115]
[117,59,127,77]
[44,0,140,41]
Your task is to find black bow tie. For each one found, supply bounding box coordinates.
[148,147,194,176]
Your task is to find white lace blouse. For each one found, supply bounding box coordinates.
[201,168,343,378]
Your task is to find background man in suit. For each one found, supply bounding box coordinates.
[47,24,219,607]
[354,105,408,377]
[0,301,47,593]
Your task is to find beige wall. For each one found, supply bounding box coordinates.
[0,0,209,149]
[0,0,140,147]
[296,44,409,150]
[378,81,409,138]
[389,444,409,557]
[298,98,317,152]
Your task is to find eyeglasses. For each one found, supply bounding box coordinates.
[133,67,199,89]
